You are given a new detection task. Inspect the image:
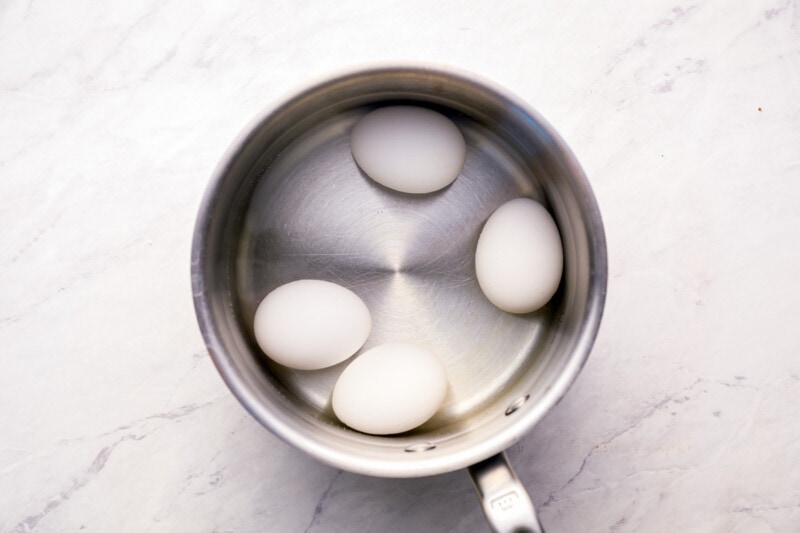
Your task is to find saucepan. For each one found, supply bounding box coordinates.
[191,64,607,532]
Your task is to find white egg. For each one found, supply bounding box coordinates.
[332,343,448,435]
[253,280,371,370]
[350,106,466,194]
[475,198,564,314]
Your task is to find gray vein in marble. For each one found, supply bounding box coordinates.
[609,516,627,532]
[144,398,218,422]
[653,57,708,94]
[0,204,194,328]
[729,502,800,533]
[304,469,343,533]
[542,378,705,508]
[0,129,57,183]
[732,502,800,514]
[6,214,63,266]
[87,3,165,80]
[54,396,224,448]
[712,376,759,391]
[726,0,798,50]
[605,4,699,76]
[6,395,226,531]
[0,315,21,329]
[759,0,796,25]
[153,447,232,522]
[764,0,791,20]
[11,433,145,533]
[0,397,219,486]
[167,352,214,398]
[0,0,37,35]
[139,46,178,81]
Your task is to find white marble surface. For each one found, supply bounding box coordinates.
[2,0,799,531]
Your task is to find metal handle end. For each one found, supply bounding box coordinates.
[468,452,544,533]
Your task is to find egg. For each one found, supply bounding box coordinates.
[253,280,371,370]
[350,106,466,194]
[475,198,564,314]
[332,343,448,435]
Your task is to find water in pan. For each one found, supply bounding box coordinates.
[235,106,560,430]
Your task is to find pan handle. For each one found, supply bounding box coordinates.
[467,452,544,533]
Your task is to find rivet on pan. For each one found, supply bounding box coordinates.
[405,442,436,452]
[505,395,530,416]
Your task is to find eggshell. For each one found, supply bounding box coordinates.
[253,280,371,370]
[332,343,448,435]
[350,106,466,194]
[475,198,564,314]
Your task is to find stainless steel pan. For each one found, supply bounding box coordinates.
[191,64,607,532]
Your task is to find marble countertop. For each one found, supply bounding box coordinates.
[2,0,799,531]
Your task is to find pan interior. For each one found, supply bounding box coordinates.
[235,103,560,433]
